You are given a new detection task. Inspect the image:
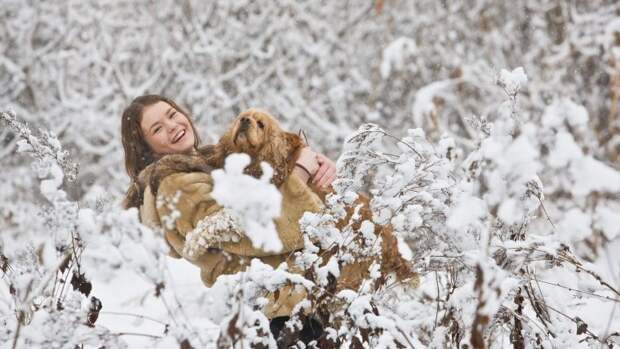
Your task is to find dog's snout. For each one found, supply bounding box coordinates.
[238,116,251,133]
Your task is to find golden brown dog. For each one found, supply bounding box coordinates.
[208,108,306,187]
[214,110,416,284]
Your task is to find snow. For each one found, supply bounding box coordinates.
[542,98,589,130]
[3,1,620,347]
[412,80,453,127]
[594,203,620,240]
[497,67,528,96]
[446,183,486,232]
[570,156,620,197]
[211,153,283,253]
[557,207,593,242]
[380,37,417,78]
[548,131,583,168]
[396,235,413,261]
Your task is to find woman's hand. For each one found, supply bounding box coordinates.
[294,147,320,184]
[312,152,336,189]
[294,147,336,188]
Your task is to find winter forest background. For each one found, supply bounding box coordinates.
[1,0,620,348]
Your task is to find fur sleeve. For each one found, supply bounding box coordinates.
[156,173,242,258]
[155,171,324,260]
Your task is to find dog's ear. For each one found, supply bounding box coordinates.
[283,131,305,163]
[207,128,235,168]
[259,131,305,186]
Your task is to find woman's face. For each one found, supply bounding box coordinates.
[140,101,196,156]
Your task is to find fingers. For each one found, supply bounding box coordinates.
[316,166,336,188]
[311,153,336,188]
[312,161,330,185]
[312,160,336,188]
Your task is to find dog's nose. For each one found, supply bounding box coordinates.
[238,117,251,132]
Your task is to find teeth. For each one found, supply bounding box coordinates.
[173,130,185,143]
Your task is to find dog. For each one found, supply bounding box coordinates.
[214,109,416,283]
[208,108,307,187]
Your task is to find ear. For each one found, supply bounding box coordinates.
[207,129,235,168]
[283,131,305,163]
[259,131,304,186]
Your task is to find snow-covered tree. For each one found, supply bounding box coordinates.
[2,0,619,347]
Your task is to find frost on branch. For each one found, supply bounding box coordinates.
[1,109,79,183]
[497,67,528,98]
[0,111,199,348]
[208,259,315,348]
[0,110,123,348]
[284,66,620,347]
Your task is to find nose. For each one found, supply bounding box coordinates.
[239,117,251,131]
[162,122,179,138]
[164,118,178,131]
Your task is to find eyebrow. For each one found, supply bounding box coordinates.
[148,107,174,133]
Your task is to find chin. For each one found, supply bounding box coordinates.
[172,140,194,154]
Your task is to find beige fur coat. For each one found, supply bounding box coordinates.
[136,156,324,318]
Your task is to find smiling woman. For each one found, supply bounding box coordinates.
[140,101,196,155]
[120,95,203,181]
[120,94,337,346]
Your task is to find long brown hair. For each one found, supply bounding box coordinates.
[121,94,201,207]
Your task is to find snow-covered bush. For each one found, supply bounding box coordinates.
[2,0,620,347]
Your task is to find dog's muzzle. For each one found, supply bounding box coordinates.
[238,117,251,133]
[234,117,251,145]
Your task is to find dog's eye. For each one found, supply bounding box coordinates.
[257,121,264,129]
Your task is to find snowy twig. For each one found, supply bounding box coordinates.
[0,109,79,182]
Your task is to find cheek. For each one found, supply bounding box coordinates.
[147,133,167,148]
[186,129,196,144]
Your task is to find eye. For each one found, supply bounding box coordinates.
[153,127,161,134]
[257,120,264,129]
[169,111,176,119]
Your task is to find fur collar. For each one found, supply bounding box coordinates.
[123,145,216,209]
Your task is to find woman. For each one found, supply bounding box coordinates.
[121,94,333,345]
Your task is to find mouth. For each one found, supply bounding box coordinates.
[172,129,186,144]
[233,128,255,148]
[233,121,249,145]
[233,130,245,146]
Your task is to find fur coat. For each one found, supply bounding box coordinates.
[129,148,324,318]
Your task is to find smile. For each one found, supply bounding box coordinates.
[172,129,186,144]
